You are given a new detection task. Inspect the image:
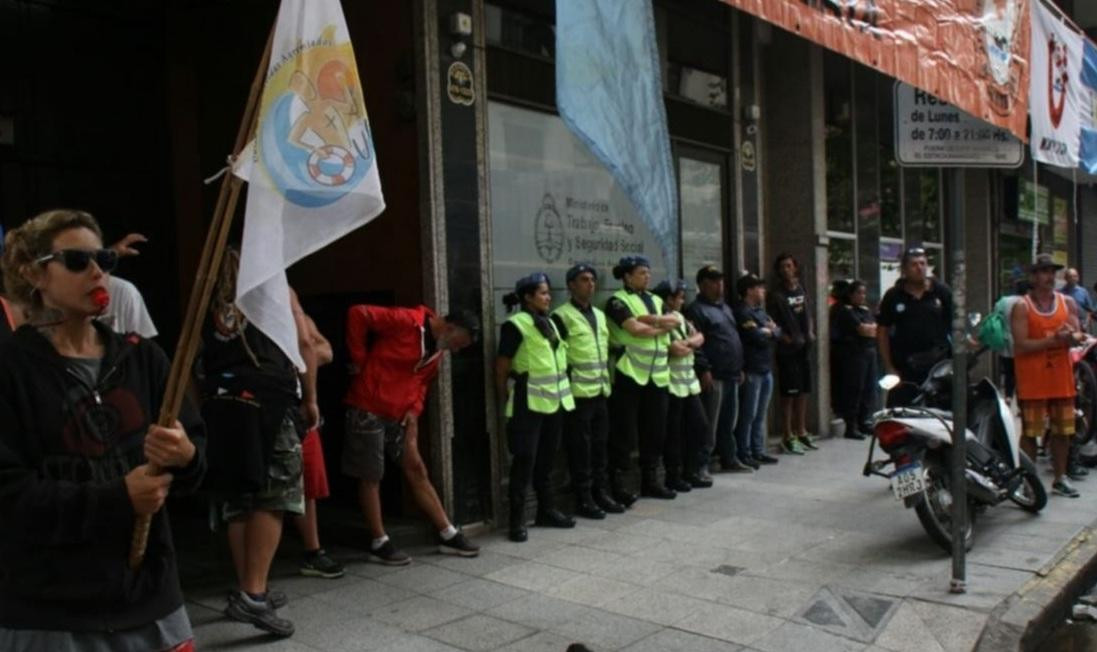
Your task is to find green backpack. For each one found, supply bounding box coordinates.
[978,308,1009,353]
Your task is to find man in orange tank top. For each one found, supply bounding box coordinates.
[1011,254,1084,498]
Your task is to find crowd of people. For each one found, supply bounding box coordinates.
[0,207,1092,647]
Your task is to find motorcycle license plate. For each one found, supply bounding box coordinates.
[891,464,925,501]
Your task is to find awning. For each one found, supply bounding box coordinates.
[721,0,1030,141]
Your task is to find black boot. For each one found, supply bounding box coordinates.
[592,486,626,513]
[535,505,577,528]
[843,419,866,440]
[609,471,638,508]
[574,490,607,519]
[508,504,528,542]
[665,467,692,493]
[640,469,676,499]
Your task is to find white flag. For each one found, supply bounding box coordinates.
[232,0,384,370]
[1030,0,1085,167]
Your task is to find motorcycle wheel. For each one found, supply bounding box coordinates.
[914,461,976,554]
[1074,361,1097,447]
[1008,451,1048,513]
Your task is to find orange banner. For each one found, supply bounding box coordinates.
[723,0,1030,140]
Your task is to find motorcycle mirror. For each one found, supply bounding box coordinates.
[968,312,982,327]
[879,374,901,391]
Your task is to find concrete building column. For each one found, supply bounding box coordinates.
[762,32,830,435]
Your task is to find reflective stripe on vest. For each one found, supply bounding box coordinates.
[667,310,701,397]
[552,302,612,398]
[607,289,670,387]
[506,311,576,416]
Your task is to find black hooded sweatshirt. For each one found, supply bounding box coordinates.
[0,321,205,632]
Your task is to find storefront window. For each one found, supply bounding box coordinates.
[825,53,854,234]
[656,3,730,111]
[904,169,942,244]
[879,80,901,239]
[829,236,857,281]
[485,2,554,59]
[679,155,724,278]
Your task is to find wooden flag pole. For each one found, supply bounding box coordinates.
[128,24,275,569]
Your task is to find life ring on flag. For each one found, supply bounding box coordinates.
[307,145,356,187]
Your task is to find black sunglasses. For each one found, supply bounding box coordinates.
[35,248,119,273]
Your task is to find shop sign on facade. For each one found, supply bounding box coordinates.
[894,82,1023,168]
[1018,179,1050,225]
[721,0,1030,140]
[447,62,474,106]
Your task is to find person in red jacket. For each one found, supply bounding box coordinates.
[344,304,481,563]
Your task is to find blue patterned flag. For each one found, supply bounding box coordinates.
[556,0,678,274]
[1079,39,1097,174]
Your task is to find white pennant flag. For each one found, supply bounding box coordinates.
[1030,0,1085,167]
[233,0,384,370]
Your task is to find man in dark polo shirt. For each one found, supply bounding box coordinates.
[876,247,953,406]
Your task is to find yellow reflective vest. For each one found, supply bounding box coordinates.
[606,289,670,387]
[506,311,576,416]
[552,301,611,399]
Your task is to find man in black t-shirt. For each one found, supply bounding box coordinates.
[876,247,953,406]
[770,254,816,453]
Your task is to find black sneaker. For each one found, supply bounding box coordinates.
[370,539,412,566]
[755,454,779,465]
[720,459,754,473]
[739,457,760,470]
[1068,467,1088,482]
[225,591,295,637]
[226,588,287,609]
[439,531,480,557]
[1053,480,1081,498]
[685,473,714,488]
[300,549,345,579]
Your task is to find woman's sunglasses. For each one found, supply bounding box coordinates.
[35,248,119,273]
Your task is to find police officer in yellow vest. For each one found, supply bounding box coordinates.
[495,273,576,542]
[605,256,680,503]
[654,279,714,492]
[551,264,623,520]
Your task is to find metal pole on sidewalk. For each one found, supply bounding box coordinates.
[949,167,967,594]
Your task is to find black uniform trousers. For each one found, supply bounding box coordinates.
[507,383,564,518]
[835,346,878,426]
[564,395,610,494]
[609,373,669,474]
[666,393,709,478]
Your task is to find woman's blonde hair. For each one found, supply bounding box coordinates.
[2,209,103,311]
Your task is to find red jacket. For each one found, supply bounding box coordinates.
[344,305,441,422]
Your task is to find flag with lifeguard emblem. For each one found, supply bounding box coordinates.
[233,0,384,369]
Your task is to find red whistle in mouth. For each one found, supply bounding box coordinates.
[91,288,110,310]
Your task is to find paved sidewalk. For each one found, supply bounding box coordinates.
[187,437,1097,651]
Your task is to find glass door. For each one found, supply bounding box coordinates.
[676,146,729,282]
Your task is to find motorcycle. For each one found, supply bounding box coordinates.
[863,349,1047,553]
[1070,335,1097,466]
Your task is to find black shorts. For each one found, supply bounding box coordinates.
[776,351,811,396]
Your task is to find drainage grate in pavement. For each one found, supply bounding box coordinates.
[795,586,899,643]
[710,565,745,577]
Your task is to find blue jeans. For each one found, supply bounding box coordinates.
[736,371,774,458]
[702,378,740,467]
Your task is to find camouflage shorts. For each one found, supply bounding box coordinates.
[217,411,305,521]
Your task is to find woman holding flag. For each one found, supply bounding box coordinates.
[0,209,205,651]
